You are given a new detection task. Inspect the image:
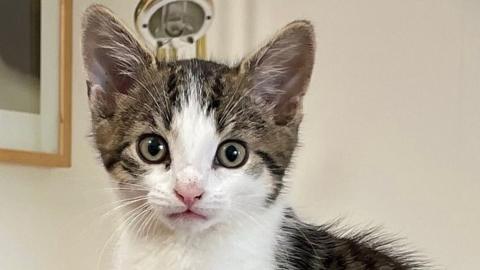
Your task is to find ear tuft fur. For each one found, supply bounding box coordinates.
[240,20,316,125]
[82,4,152,97]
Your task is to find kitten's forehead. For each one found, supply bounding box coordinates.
[169,71,220,172]
[158,60,232,130]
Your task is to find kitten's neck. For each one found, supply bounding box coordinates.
[115,201,287,270]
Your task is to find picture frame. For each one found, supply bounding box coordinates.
[0,0,72,167]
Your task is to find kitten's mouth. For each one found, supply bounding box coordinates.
[168,209,207,220]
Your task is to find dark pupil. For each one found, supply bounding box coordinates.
[225,145,239,162]
[148,138,163,156]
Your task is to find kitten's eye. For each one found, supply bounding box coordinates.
[216,141,248,168]
[137,135,169,164]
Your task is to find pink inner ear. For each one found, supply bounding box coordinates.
[88,83,117,118]
[274,96,301,125]
[239,21,315,125]
[82,5,153,98]
[91,49,135,94]
[252,46,312,124]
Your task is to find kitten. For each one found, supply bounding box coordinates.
[82,5,425,270]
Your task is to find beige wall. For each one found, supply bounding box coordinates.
[0,1,478,269]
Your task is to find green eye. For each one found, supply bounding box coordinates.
[216,141,248,168]
[137,135,168,163]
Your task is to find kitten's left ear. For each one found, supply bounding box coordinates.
[239,21,315,125]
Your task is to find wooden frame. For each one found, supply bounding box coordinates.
[0,0,72,167]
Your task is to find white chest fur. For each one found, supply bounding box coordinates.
[114,204,285,270]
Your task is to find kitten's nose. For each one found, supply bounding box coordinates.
[174,182,204,208]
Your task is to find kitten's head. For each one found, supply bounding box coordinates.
[82,5,315,234]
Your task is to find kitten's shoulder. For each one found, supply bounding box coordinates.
[277,209,427,270]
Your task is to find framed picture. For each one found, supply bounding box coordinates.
[0,0,72,167]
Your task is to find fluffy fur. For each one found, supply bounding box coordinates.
[82,5,426,270]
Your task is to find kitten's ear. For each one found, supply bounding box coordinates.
[82,5,152,113]
[239,21,315,125]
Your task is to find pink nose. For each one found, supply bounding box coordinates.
[174,183,204,208]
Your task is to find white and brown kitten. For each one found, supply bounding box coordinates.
[82,5,425,270]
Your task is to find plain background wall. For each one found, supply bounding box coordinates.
[0,0,478,269]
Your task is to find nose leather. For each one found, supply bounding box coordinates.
[174,182,204,208]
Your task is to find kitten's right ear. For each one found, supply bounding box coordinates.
[82,5,152,114]
[238,21,315,125]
